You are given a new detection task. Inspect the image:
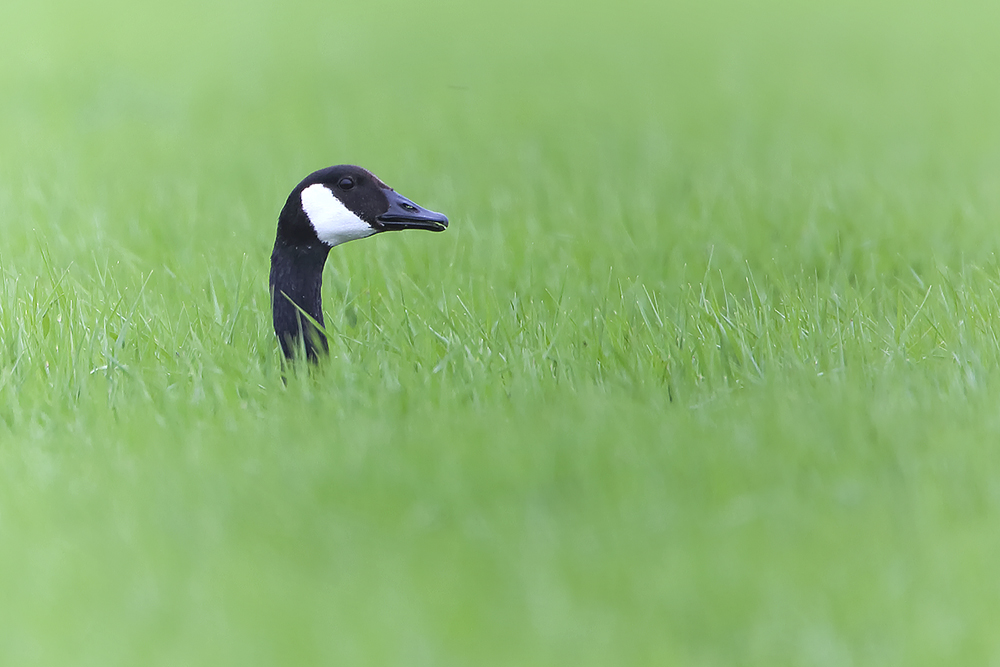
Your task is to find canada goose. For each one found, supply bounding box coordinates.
[270,165,448,360]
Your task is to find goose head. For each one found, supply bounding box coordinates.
[276,165,448,248]
[270,165,448,360]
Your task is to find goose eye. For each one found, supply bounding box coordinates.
[338,177,355,190]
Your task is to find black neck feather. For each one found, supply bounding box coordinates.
[270,238,331,360]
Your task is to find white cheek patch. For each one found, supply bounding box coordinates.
[300,183,376,246]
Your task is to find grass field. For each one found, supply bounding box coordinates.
[2,0,1000,664]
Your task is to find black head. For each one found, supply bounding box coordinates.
[270,165,449,361]
[276,165,448,249]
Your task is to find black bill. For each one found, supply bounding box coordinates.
[376,189,449,232]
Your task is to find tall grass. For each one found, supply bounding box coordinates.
[2,0,1000,664]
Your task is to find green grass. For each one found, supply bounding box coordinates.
[2,0,1000,664]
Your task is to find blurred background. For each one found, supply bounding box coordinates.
[3,0,999,281]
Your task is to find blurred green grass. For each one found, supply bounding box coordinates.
[3,0,1000,664]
